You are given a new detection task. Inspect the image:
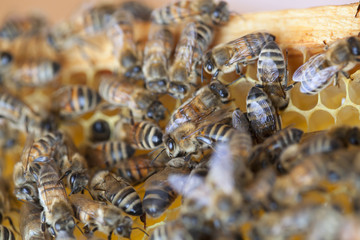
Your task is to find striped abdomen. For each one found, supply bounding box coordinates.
[114,155,164,185]
[125,121,163,150]
[20,203,49,240]
[98,77,136,107]
[11,59,61,87]
[0,225,15,240]
[143,179,178,218]
[0,15,46,40]
[151,0,213,25]
[88,141,135,168]
[300,134,345,157]
[197,123,237,145]
[246,87,281,143]
[54,85,101,118]
[265,128,303,153]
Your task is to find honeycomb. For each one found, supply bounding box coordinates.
[1,2,360,240]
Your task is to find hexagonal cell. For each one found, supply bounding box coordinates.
[308,110,335,132]
[281,111,308,132]
[60,122,84,146]
[290,83,318,111]
[336,105,360,126]
[230,80,254,112]
[320,78,346,109]
[287,48,305,82]
[348,78,360,105]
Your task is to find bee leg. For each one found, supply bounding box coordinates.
[212,69,220,80]
[356,1,360,17]
[108,231,113,240]
[235,63,243,75]
[341,71,350,79]
[40,211,46,232]
[140,213,147,229]
[284,82,298,91]
[334,72,341,87]
[323,40,329,50]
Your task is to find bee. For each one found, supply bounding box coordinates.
[293,36,360,95]
[165,80,231,134]
[203,32,275,78]
[257,41,292,110]
[32,162,75,239]
[143,158,190,218]
[151,0,229,26]
[0,225,15,240]
[52,85,101,119]
[13,162,38,202]
[0,14,47,40]
[98,75,166,121]
[115,120,163,150]
[246,86,281,143]
[0,91,49,134]
[248,128,303,173]
[326,125,360,147]
[168,20,213,99]
[119,1,153,21]
[113,155,166,185]
[20,202,51,240]
[7,59,61,88]
[86,140,135,168]
[89,119,111,142]
[90,170,143,216]
[143,26,174,93]
[70,195,133,239]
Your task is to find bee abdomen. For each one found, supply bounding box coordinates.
[100,141,135,167]
[143,184,177,218]
[110,186,143,216]
[131,122,163,150]
[0,225,15,240]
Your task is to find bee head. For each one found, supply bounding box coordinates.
[69,171,88,194]
[211,1,230,25]
[203,51,217,75]
[91,119,111,142]
[347,36,360,57]
[116,216,133,238]
[146,78,168,93]
[147,100,166,122]
[209,81,230,103]
[168,82,189,99]
[164,135,179,158]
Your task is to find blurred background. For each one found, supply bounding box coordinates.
[0,0,356,22]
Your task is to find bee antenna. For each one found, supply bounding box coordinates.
[132,227,149,237]
[148,146,165,156]
[75,222,84,235]
[225,75,245,87]
[151,148,166,165]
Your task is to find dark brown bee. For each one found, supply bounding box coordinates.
[293,36,360,95]
[168,20,213,99]
[86,140,135,168]
[13,162,38,202]
[203,32,275,78]
[257,41,292,110]
[116,120,163,150]
[98,75,166,121]
[33,162,75,239]
[113,155,165,185]
[151,0,229,26]
[52,85,101,119]
[143,26,174,93]
[246,86,281,143]
[9,59,61,87]
[20,202,51,240]
[0,14,47,40]
[248,128,303,173]
[143,158,190,218]
[70,195,133,239]
[90,170,143,216]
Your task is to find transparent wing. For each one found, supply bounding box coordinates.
[258,58,280,83]
[207,143,234,194]
[293,53,329,82]
[21,133,36,173]
[232,109,250,132]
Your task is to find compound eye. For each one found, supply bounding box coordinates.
[167,139,175,151]
[70,174,76,185]
[158,79,166,87]
[116,226,124,235]
[213,10,220,18]
[22,186,31,195]
[206,62,213,72]
[49,227,56,236]
[219,89,228,98]
[178,85,187,94]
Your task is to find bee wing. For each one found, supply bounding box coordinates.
[21,133,36,173]
[258,58,280,83]
[227,35,267,66]
[175,22,197,71]
[207,143,234,194]
[232,109,250,132]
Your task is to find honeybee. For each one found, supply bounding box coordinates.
[90,170,143,216]
[113,155,166,185]
[143,26,174,93]
[86,140,135,168]
[257,41,292,110]
[98,75,166,121]
[151,0,229,26]
[168,20,213,99]
[293,36,360,95]
[89,119,111,142]
[13,162,38,202]
[0,91,50,134]
[7,59,61,87]
[115,120,163,150]
[246,86,281,143]
[0,225,16,240]
[203,32,275,78]
[70,195,133,239]
[34,161,75,239]
[165,80,231,134]
[143,158,190,218]
[0,14,47,40]
[248,128,303,173]
[52,85,101,119]
[20,202,51,240]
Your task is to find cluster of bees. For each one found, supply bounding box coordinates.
[0,0,360,239]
